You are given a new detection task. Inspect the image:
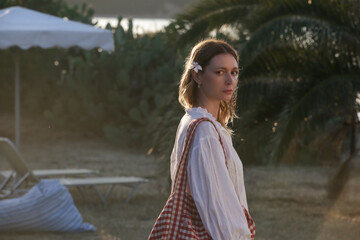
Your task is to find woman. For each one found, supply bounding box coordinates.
[170,38,254,239]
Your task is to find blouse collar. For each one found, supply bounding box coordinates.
[185,106,224,131]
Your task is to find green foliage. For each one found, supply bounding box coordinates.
[233,0,360,164]
[0,0,95,113]
[2,0,359,167]
[43,19,184,149]
[166,0,259,47]
[0,0,94,24]
[162,0,360,165]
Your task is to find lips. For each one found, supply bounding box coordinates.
[223,90,233,94]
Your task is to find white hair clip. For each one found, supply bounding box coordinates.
[189,61,203,73]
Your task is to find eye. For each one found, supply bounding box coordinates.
[215,70,224,75]
[231,71,239,76]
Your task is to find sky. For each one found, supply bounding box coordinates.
[64,0,196,19]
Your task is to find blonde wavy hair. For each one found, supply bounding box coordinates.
[178,38,240,135]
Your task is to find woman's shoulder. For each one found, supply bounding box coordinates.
[186,117,221,141]
[177,109,228,142]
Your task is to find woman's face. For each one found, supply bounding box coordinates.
[195,53,239,103]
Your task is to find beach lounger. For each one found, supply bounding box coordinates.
[0,137,148,203]
[0,137,99,180]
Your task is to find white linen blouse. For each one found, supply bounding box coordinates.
[170,107,252,240]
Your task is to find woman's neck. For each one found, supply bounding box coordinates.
[197,100,220,120]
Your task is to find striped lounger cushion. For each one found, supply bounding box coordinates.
[0,179,95,232]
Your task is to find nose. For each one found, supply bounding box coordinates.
[225,72,234,85]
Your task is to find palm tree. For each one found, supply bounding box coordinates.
[167,0,360,197]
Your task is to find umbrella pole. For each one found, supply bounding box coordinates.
[13,48,21,150]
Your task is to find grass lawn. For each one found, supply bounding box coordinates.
[0,113,359,240]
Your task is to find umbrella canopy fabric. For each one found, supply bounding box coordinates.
[0,6,114,149]
[0,6,114,51]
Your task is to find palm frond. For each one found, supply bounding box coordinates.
[170,0,259,46]
[239,15,360,76]
[176,0,258,21]
[270,74,360,163]
[237,74,293,112]
[245,0,359,35]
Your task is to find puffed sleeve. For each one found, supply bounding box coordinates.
[187,124,252,240]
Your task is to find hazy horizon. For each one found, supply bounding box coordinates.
[64,0,196,19]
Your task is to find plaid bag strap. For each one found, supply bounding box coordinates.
[167,117,225,239]
[242,205,256,239]
[172,117,226,194]
[171,117,255,239]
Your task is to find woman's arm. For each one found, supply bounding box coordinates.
[187,124,252,240]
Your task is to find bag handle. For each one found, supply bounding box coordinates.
[172,117,226,194]
[170,117,255,239]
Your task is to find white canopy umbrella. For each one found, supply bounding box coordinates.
[0,6,114,149]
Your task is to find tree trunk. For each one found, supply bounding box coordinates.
[327,112,358,199]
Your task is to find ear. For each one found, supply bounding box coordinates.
[190,69,201,85]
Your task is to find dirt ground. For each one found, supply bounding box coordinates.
[0,112,359,240]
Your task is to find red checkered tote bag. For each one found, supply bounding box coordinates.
[148,117,255,240]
